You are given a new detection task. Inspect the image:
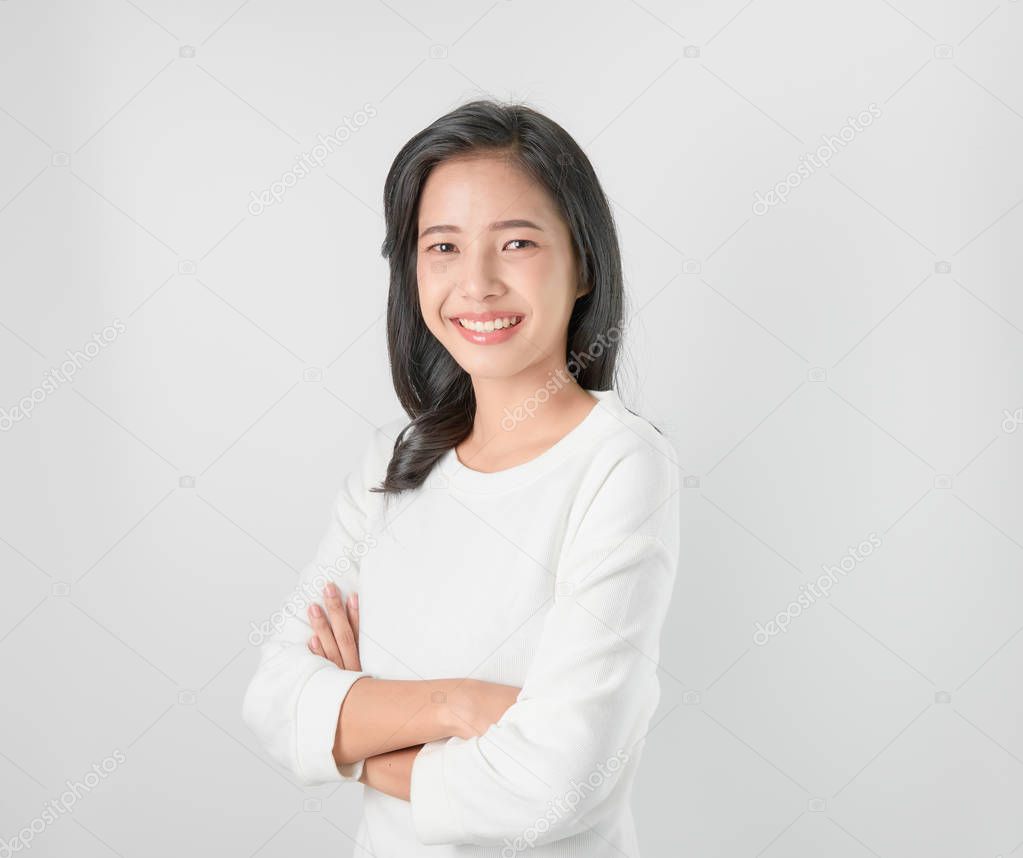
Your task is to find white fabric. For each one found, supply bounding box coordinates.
[242,387,681,856]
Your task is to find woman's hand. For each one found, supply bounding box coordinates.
[446,678,521,739]
[307,581,361,671]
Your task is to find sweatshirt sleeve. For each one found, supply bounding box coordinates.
[408,440,681,847]
[241,424,394,787]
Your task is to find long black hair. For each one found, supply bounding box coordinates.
[372,99,626,496]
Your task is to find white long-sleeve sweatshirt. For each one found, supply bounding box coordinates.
[242,387,681,856]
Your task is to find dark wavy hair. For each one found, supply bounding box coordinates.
[371,99,627,496]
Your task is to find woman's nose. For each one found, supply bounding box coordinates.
[458,248,504,300]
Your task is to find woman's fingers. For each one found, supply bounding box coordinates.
[323,582,361,671]
[308,603,343,667]
[306,584,362,671]
[348,592,360,647]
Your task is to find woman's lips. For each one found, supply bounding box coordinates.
[450,316,525,345]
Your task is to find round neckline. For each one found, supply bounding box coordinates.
[438,388,620,494]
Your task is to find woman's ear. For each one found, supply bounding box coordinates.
[574,249,593,299]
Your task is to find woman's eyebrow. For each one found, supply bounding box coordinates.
[418,219,544,238]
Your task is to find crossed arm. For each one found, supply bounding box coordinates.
[307,581,520,800]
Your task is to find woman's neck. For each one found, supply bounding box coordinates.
[457,372,599,472]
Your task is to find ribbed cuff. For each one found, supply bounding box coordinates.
[410,739,465,845]
[295,666,371,784]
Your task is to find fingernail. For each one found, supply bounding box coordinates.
[325,582,336,598]
[309,604,321,617]
[352,593,359,610]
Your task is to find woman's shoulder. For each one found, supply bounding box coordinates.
[589,390,681,482]
[560,394,681,554]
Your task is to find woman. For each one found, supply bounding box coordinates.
[242,99,680,856]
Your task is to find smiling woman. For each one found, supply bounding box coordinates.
[415,155,589,376]
[241,99,681,858]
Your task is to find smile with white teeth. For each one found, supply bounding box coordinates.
[457,316,522,332]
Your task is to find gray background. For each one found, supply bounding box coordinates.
[2,1,1022,856]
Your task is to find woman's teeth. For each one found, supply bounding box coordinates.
[457,316,522,332]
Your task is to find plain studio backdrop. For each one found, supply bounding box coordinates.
[2,1,1022,856]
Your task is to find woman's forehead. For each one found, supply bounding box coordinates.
[418,158,558,227]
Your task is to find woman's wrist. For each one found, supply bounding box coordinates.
[358,744,423,801]
[438,678,521,739]
[433,678,477,740]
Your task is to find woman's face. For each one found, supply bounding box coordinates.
[416,154,589,380]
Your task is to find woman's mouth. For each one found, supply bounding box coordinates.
[449,314,524,345]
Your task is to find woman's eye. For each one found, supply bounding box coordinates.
[425,239,536,253]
